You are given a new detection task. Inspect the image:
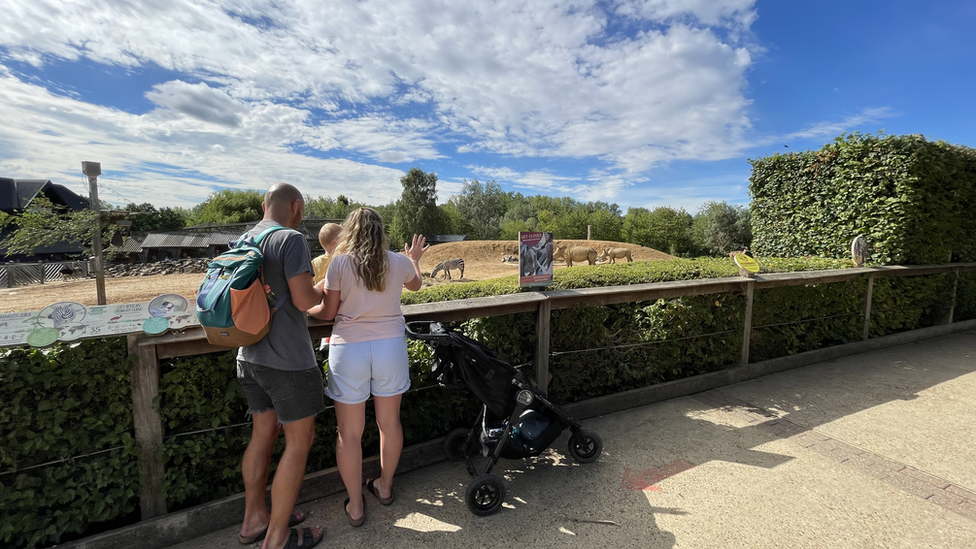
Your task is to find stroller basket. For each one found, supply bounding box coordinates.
[406,320,603,516]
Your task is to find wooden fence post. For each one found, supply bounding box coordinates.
[535,299,551,394]
[863,274,875,340]
[127,334,168,519]
[741,280,754,366]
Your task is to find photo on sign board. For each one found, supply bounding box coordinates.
[519,231,554,288]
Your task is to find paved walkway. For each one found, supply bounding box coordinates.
[167,331,976,549]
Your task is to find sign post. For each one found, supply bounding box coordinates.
[82,161,107,305]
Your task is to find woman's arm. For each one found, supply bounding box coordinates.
[402,234,428,291]
[307,279,341,320]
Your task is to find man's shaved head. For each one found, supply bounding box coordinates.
[263,182,305,228]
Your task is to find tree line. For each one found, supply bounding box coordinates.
[1,168,752,259]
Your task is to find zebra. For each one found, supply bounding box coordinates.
[431,258,465,280]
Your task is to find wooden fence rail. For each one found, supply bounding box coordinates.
[126,262,976,519]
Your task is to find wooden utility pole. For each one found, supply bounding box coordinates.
[82,161,107,305]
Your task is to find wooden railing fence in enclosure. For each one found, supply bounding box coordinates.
[125,263,976,519]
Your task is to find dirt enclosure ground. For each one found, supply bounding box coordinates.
[1,240,673,313]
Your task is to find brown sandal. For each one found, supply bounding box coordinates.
[344,495,365,527]
[366,478,394,505]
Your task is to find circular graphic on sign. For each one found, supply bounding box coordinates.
[148,294,188,318]
[143,316,171,335]
[37,301,87,330]
[734,254,760,274]
[26,327,61,347]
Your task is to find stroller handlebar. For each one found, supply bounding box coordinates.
[404,320,450,341]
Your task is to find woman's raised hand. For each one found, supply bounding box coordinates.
[404,234,429,262]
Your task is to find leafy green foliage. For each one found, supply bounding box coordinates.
[692,201,752,256]
[447,180,507,240]
[123,203,186,232]
[392,168,445,247]
[304,195,362,221]
[623,206,694,256]
[0,198,123,259]
[187,189,264,226]
[750,133,976,264]
[0,339,137,549]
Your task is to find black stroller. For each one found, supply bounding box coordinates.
[405,321,602,516]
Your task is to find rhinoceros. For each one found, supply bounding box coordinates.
[553,245,598,267]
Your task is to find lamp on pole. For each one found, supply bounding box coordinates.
[82,161,107,305]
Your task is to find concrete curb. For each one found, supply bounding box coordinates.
[58,319,976,549]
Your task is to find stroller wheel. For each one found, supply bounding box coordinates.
[443,427,477,461]
[568,429,603,463]
[465,474,506,516]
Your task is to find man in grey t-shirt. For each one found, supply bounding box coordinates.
[236,183,325,549]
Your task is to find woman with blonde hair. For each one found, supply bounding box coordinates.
[308,207,427,527]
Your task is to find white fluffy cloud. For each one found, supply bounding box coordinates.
[0,0,767,206]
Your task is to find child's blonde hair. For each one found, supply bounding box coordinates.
[334,208,389,292]
[318,222,342,251]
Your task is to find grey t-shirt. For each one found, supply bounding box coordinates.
[236,220,317,371]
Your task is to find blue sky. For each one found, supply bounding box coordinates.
[0,1,973,214]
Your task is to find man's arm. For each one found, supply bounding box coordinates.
[288,271,324,311]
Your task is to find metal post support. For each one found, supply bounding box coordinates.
[127,334,168,519]
[948,268,959,324]
[535,299,551,395]
[741,280,755,366]
[863,274,875,340]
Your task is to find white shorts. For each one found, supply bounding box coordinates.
[326,336,411,404]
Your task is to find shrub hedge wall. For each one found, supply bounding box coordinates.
[749,132,976,265]
[1,255,966,548]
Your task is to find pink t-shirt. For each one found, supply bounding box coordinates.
[324,251,417,344]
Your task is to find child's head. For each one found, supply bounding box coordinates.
[318,223,342,253]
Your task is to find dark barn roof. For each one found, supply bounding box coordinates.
[0,178,89,213]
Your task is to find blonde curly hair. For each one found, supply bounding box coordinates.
[334,207,389,292]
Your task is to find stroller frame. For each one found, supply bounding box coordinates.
[406,320,602,516]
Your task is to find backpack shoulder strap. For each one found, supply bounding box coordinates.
[252,225,289,245]
[252,225,293,308]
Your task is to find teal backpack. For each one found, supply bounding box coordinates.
[195,226,289,347]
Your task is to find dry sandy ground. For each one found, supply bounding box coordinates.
[1,240,673,313]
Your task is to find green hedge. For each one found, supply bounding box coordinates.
[2,256,965,547]
[749,133,976,265]
[0,339,138,549]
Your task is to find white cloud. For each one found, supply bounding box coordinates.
[0,72,406,208]
[0,0,761,182]
[781,107,897,141]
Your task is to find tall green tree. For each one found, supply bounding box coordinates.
[305,194,360,220]
[623,206,693,255]
[392,168,444,246]
[692,201,752,256]
[187,189,264,226]
[448,179,506,239]
[123,203,186,231]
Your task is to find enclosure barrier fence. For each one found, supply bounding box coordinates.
[118,262,976,521]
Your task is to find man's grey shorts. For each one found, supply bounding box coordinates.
[236,360,326,423]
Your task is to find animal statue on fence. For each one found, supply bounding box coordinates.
[431,258,465,280]
[599,247,633,264]
[553,245,598,267]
